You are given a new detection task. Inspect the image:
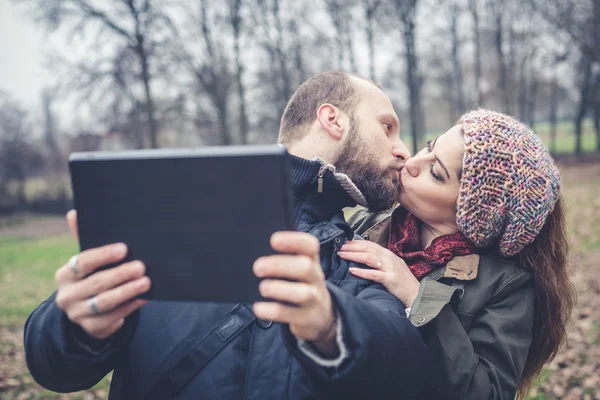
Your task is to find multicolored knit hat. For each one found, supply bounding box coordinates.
[456,109,561,257]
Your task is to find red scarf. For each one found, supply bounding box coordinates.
[388,207,477,280]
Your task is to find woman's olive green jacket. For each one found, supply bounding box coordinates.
[348,207,535,400]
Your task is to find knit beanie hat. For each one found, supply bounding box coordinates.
[456,109,561,257]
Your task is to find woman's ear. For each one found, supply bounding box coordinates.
[316,103,347,141]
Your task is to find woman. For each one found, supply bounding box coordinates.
[340,109,575,399]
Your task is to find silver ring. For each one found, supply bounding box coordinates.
[376,260,382,269]
[87,296,102,315]
[68,255,81,275]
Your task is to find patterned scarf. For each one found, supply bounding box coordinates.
[388,207,477,280]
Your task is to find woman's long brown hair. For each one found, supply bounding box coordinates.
[516,196,576,399]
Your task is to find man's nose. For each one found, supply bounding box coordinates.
[392,142,411,161]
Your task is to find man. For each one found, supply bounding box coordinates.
[24,70,426,399]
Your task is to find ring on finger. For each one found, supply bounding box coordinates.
[87,296,102,315]
[68,255,81,276]
[376,258,383,269]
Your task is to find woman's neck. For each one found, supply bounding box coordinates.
[420,221,460,249]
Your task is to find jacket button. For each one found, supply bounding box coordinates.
[363,234,370,240]
[418,318,427,324]
[258,319,273,329]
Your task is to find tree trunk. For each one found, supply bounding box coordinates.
[595,100,600,152]
[402,4,422,155]
[527,77,538,129]
[137,40,158,149]
[42,89,61,171]
[494,9,509,114]
[575,114,584,155]
[549,78,558,154]
[518,56,528,122]
[450,4,465,118]
[595,73,600,152]
[294,36,307,83]
[273,0,291,109]
[232,0,249,144]
[507,23,516,114]
[574,57,592,154]
[366,5,376,81]
[346,29,357,72]
[216,98,232,146]
[469,0,483,106]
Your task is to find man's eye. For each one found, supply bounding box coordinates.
[384,123,392,132]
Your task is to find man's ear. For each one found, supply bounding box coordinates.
[316,104,348,141]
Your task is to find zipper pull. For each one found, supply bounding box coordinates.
[317,165,327,193]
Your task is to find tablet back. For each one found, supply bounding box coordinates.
[69,145,295,303]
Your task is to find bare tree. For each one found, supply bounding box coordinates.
[574,55,593,154]
[41,87,63,172]
[250,0,294,113]
[248,0,318,139]
[449,1,466,117]
[532,0,600,64]
[394,0,424,154]
[362,0,383,81]
[325,0,358,71]
[488,0,510,113]
[593,68,600,151]
[230,0,250,144]
[165,1,236,145]
[0,92,33,206]
[27,0,165,148]
[548,77,560,154]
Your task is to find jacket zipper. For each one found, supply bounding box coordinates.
[317,164,327,193]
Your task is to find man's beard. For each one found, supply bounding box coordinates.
[333,121,399,212]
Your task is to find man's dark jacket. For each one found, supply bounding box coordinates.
[24,154,427,399]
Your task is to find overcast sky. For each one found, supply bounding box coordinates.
[0,1,53,112]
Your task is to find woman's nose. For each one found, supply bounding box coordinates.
[404,157,420,177]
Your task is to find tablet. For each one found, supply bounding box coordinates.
[69,145,295,303]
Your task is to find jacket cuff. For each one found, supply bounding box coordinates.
[67,316,113,354]
[296,312,348,368]
[409,278,461,327]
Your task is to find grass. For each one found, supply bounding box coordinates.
[0,233,111,399]
[0,235,77,326]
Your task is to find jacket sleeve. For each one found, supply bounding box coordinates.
[24,292,138,393]
[283,280,428,399]
[413,272,535,400]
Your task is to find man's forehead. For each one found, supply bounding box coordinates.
[350,76,384,96]
[351,78,393,106]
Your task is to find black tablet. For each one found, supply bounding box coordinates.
[69,145,295,303]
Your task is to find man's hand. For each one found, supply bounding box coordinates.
[53,210,151,340]
[253,232,339,357]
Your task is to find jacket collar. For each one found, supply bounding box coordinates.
[362,210,480,281]
[289,154,366,226]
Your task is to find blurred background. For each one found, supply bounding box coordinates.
[0,0,598,399]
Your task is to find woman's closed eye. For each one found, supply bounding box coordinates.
[430,164,443,182]
[425,140,444,182]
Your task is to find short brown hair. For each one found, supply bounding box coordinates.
[278,70,371,145]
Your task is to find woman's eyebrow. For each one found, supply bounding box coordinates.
[435,155,451,179]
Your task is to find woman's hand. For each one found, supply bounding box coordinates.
[339,240,420,309]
